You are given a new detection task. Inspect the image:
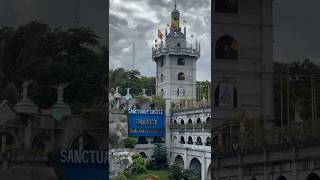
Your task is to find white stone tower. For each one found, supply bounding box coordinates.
[152,1,200,102]
[152,1,201,164]
[212,0,274,126]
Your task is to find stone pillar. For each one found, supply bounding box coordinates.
[238,154,243,180]
[201,153,206,180]
[263,149,268,180]
[292,147,297,180]
[165,99,172,164]
[79,136,84,151]
[24,118,32,148]
[1,134,6,153]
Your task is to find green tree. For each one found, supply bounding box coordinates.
[131,154,146,174]
[182,169,200,180]
[0,21,107,115]
[111,172,127,180]
[169,163,184,180]
[123,137,136,149]
[109,68,156,96]
[150,143,168,170]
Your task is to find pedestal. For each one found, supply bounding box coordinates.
[14,99,38,114]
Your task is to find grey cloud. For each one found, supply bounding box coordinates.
[0,0,107,45]
[109,0,211,80]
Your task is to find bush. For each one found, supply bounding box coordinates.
[168,163,200,180]
[149,143,168,170]
[169,163,184,180]
[111,172,127,180]
[123,137,136,148]
[131,154,146,174]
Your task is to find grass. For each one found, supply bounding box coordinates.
[130,170,169,180]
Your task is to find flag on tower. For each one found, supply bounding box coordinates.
[158,29,163,39]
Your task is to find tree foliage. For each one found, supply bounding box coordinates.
[149,143,168,170]
[131,154,146,174]
[0,21,107,115]
[109,68,155,96]
[169,163,200,180]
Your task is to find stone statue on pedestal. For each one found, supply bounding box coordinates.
[50,83,71,116]
[50,83,69,103]
[22,80,33,101]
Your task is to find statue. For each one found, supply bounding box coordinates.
[50,83,69,103]
[22,80,33,101]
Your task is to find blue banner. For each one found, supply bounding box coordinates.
[49,150,108,180]
[128,109,165,137]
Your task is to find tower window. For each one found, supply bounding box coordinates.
[177,43,181,48]
[178,58,185,65]
[160,89,164,97]
[177,88,185,96]
[216,35,239,60]
[215,0,239,14]
[160,59,164,67]
[160,74,164,82]
[178,72,185,80]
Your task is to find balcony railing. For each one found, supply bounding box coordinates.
[170,122,211,131]
[152,47,200,58]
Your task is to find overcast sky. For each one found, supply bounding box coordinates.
[273,0,320,63]
[0,0,320,74]
[0,0,107,45]
[109,0,211,81]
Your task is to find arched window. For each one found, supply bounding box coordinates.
[70,134,98,150]
[188,136,193,144]
[206,117,211,122]
[32,133,51,153]
[177,43,181,48]
[180,136,185,144]
[181,119,185,124]
[137,136,148,144]
[306,173,320,180]
[139,152,147,158]
[160,89,164,97]
[214,84,238,108]
[196,137,203,145]
[152,136,162,143]
[178,72,185,80]
[160,74,164,82]
[216,36,239,60]
[178,58,185,65]
[173,136,177,142]
[215,0,239,14]
[188,119,192,124]
[205,137,211,146]
[160,59,164,67]
[177,88,185,96]
[196,118,201,124]
[277,176,287,180]
[0,133,15,152]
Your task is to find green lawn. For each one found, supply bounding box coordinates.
[130,170,169,180]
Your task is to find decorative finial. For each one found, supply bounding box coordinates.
[174,0,177,10]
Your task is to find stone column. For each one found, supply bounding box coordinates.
[201,152,206,180]
[24,118,32,148]
[292,147,297,180]
[79,136,84,151]
[1,134,6,153]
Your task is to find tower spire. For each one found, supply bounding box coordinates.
[174,0,177,10]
